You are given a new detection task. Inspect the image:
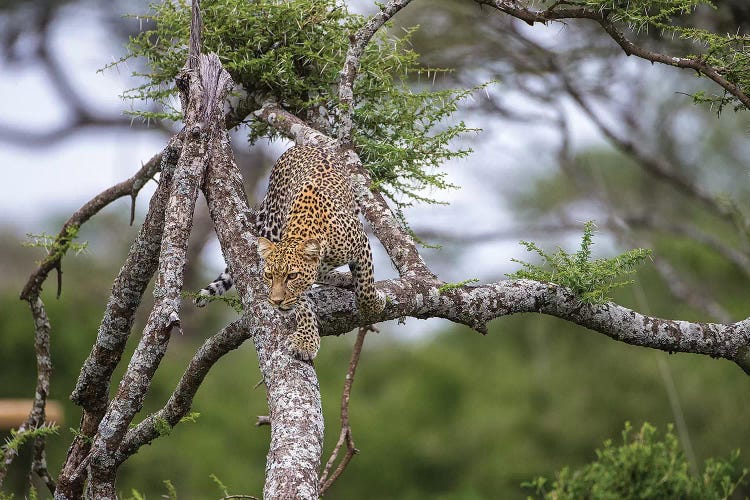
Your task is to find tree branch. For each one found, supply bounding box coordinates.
[203,106,324,499]
[0,297,53,492]
[116,318,249,462]
[86,50,233,497]
[474,0,750,109]
[19,156,161,302]
[308,278,750,374]
[319,326,372,495]
[53,139,181,499]
[337,0,414,146]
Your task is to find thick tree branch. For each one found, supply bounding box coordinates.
[202,109,324,499]
[54,140,182,499]
[308,278,750,374]
[85,51,232,498]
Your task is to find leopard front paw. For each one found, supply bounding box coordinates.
[360,290,386,316]
[286,331,320,361]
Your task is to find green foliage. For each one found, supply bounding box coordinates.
[182,291,243,312]
[154,416,172,437]
[525,422,748,499]
[1,423,59,455]
[118,0,483,207]
[179,412,201,424]
[22,226,88,262]
[437,278,480,294]
[69,427,94,445]
[162,480,178,500]
[122,489,146,500]
[507,221,651,304]
[209,474,229,497]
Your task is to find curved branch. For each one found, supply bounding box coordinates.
[116,318,249,462]
[310,277,750,374]
[475,0,750,109]
[19,155,161,302]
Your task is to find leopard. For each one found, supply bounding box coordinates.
[195,145,386,360]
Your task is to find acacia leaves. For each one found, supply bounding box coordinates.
[526,422,748,499]
[508,221,651,304]
[119,0,483,207]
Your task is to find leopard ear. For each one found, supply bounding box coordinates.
[301,238,321,262]
[257,237,275,259]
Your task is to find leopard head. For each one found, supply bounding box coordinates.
[257,236,321,310]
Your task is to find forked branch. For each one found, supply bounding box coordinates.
[319,325,374,495]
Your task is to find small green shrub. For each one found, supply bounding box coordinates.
[525,422,747,500]
[507,221,651,304]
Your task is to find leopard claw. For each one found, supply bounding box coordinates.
[286,332,319,361]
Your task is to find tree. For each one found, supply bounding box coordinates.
[1,0,749,498]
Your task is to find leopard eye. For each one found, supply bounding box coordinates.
[287,272,299,280]
[263,271,272,280]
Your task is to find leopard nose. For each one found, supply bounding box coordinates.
[268,297,283,307]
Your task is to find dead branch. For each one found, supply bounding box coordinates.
[319,325,374,495]
[0,297,53,493]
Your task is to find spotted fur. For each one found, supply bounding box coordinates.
[196,145,385,360]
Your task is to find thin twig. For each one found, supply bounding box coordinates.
[319,325,376,495]
[19,155,162,302]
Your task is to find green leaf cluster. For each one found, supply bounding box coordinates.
[119,0,483,206]
[1,423,59,455]
[23,226,88,262]
[525,422,748,499]
[507,221,651,304]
